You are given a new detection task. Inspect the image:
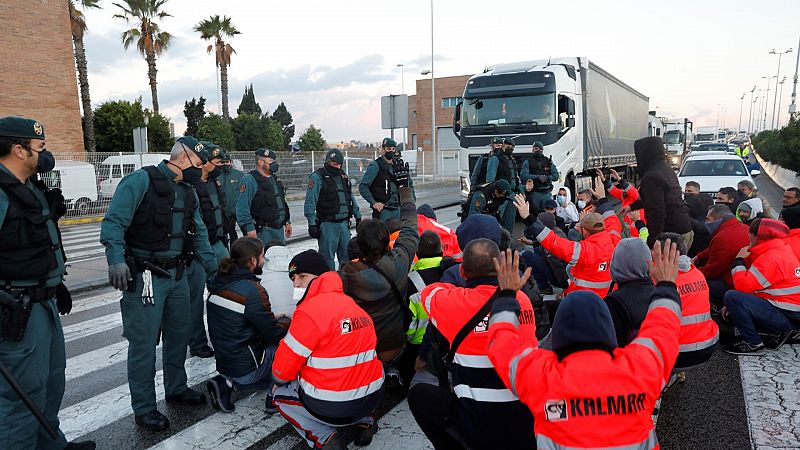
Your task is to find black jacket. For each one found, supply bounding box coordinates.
[684,193,714,257]
[605,278,655,346]
[630,137,692,246]
[207,267,288,378]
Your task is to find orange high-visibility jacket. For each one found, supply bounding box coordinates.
[783,228,800,261]
[417,214,462,260]
[731,238,800,313]
[272,272,384,404]
[487,283,682,450]
[675,265,719,354]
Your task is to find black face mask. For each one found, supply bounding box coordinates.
[182,166,202,183]
[208,167,221,179]
[504,148,514,155]
[35,149,56,173]
[384,151,395,160]
[533,150,544,158]
[326,164,341,175]
[220,165,231,174]
[269,162,279,174]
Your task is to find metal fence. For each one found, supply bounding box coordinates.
[48,149,459,220]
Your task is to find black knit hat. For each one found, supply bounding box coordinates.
[288,250,330,278]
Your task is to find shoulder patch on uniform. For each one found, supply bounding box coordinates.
[240,184,246,193]
[474,199,482,208]
[307,180,314,189]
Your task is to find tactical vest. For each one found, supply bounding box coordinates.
[494,152,519,190]
[472,154,490,186]
[368,157,395,204]
[125,166,196,252]
[194,179,225,244]
[529,155,554,192]
[315,167,354,221]
[250,170,288,229]
[0,170,58,283]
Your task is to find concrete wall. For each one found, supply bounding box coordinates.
[0,0,85,152]
[756,154,798,190]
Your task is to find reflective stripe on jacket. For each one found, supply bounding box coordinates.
[676,266,719,353]
[731,238,800,313]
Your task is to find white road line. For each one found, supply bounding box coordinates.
[147,392,287,450]
[61,231,101,242]
[64,241,104,252]
[65,340,129,382]
[70,290,120,314]
[739,345,800,449]
[66,248,107,259]
[63,311,121,343]
[59,355,217,441]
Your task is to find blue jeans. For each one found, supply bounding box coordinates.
[724,291,796,345]
[707,278,729,307]
[228,345,278,391]
[522,248,556,290]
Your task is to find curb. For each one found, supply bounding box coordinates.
[61,216,104,226]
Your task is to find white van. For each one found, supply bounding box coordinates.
[98,154,169,199]
[41,161,98,215]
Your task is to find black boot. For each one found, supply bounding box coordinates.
[135,410,170,431]
[64,441,96,450]
[190,344,215,358]
[165,387,206,405]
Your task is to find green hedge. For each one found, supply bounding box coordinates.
[754,116,800,174]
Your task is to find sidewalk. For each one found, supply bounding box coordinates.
[64,182,460,294]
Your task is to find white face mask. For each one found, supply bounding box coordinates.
[293,287,307,303]
[577,200,587,209]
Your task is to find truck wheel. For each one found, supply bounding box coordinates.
[74,198,91,216]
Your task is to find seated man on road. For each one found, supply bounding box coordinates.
[206,237,290,413]
[654,233,718,371]
[515,187,622,299]
[715,187,740,215]
[554,185,580,228]
[417,203,462,259]
[738,179,774,219]
[782,206,800,259]
[409,239,536,450]
[273,250,383,449]
[723,219,800,355]
[604,238,655,346]
[521,211,569,296]
[683,181,715,257]
[487,241,683,449]
[693,205,750,307]
[736,198,764,225]
[780,187,800,218]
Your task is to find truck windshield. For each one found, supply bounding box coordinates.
[664,130,682,145]
[696,133,715,142]
[461,93,556,127]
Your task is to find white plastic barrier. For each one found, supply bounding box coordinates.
[755,154,798,190]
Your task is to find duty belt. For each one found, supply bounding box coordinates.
[129,256,182,271]
[1,286,57,302]
[319,217,350,223]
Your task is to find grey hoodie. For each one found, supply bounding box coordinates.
[610,238,651,283]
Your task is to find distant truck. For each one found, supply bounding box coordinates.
[41,161,98,216]
[452,57,649,199]
[663,118,693,168]
[694,126,718,145]
[648,112,664,138]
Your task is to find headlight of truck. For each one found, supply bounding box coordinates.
[671,156,680,165]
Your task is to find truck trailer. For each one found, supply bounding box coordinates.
[452,57,649,200]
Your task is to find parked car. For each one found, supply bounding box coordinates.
[97,153,169,199]
[677,152,758,195]
[41,160,98,216]
[689,143,735,155]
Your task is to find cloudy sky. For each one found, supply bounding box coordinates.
[81,0,800,143]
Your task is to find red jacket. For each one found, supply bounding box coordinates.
[421,282,537,450]
[609,183,646,224]
[272,272,384,405]
[676,265,719,354]
[696,218,750,286]
[784,228,800,260]
[537,210,622,297]
[731,238,800,312]
[487,283,681,449]
[417,214,462,260]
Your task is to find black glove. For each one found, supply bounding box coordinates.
[603,178,613,192]
[634,220,646,231]
[55,283,72,315]
[393,161,410,188]
[491,291,521,316]
[616,179,630,190]
[308,225,321,239]
[109,263,132,291]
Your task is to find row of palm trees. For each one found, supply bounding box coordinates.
[69,0,239,151]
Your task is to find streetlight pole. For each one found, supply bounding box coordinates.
[429,0,436,179]
[777,77,787,128]
[738,93,745,134]
[397,63,406,150]
[762,76,774,131]
[747,85,756,135]
[789,34,800,119]
[751,96,760,134]
[769,48,793,129]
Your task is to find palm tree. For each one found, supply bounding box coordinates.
[112,0,172,114]
[195,15,240,120]
[70,0,101,152]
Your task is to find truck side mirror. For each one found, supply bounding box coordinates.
[453,102,462,137]
[566,117,576,128]
[567,98,576,116]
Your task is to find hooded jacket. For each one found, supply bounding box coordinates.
[604,239,655,346]
[260,245,295,317]
[630,137,692,246]
[554,184,580,224]
[487,284,683,450]
[736,198,764,224]
[684,193,715,257]
[696,217,750,286]
[339,187,418,355]
[208,267,289,378]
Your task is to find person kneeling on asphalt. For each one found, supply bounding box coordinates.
[722,219,800,355]
[487,242,683,449]
[206,237,290,413]
[273,250,384,449]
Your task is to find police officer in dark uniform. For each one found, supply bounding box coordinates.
[218,150,244,246]
[486,137,519,233]
[359,137,414,222]
[304,149,361,269]
[0,117,95,449]
[465,179,512,223]
[520,141,559,214]
[100,136,220,431]
[185,141,229,359]
[470,137,503,188]
[236,148,292,245]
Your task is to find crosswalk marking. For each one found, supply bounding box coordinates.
[66,339,129,382]
[63,311,121,343]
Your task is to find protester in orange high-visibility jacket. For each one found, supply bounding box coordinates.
[487,243,682,450]
[654,233,719,370]
[272,250,384,449]
[724,219,800,355]
[389,204,462,262]
[515,192,622,298]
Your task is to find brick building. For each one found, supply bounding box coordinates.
[0,0,85,152]
[407,74,473,152]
